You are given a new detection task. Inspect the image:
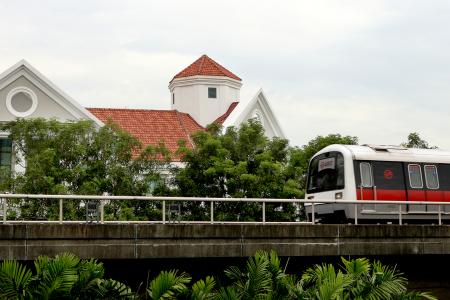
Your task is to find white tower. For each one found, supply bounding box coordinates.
[169,55,242,127]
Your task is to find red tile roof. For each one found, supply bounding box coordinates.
[214,102,239,124]
[87,108,204,160]
[171,55,241,82]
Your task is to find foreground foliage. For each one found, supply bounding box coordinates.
[0,253,133,299]
[0,251,436,300]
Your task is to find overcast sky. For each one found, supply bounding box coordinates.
[1,0,449,149]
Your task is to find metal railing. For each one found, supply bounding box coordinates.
[0,194,449,225]
[0,194,302,224]
[308,199,450,225]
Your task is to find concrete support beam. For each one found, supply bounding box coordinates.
[0,224,449,260]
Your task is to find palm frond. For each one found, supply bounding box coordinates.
[299,263,352,300]
[319,270,350,300]
[266,250,289,298]
[0,260,33,299]
[242,251,272,299]
[71,258,105,299]
[32,252,80,299]
[285,275,308,300]
[341,257,371,278]
[147,269,191,299]
[394,291,438,300]
[361,261,407,300]
[224,266,243,282]
[216,287,240,300]
[100,278,135,299]
[191,276,216,300]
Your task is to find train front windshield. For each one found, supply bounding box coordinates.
[307,151,345,193]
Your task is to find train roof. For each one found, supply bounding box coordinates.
[316,144,450,164]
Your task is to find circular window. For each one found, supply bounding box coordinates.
[6,87,38,117]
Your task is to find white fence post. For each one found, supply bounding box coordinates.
[262,202,266,223]
[100,201,104,224]
[59,198,63,223]
[162,200,166,224]
[438,205,442,226]
[210,201,214,224]
[2,198,6,223]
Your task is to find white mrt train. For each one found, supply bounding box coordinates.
[305,144,450,223]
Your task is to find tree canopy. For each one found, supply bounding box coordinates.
[176,120,301,199]
[1,118,170,195]
[174,120,302,221]
[0,118,170,220]
[174,122,358,221]
[401,132,436,149]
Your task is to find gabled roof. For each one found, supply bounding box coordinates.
[223,89,285,139]
[171,55,241,82]
[214,102,239,124]
[0,60,103,126]
[87,108,204,160]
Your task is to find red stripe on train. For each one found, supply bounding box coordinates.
[356,189,450,201]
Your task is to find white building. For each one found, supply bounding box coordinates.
[0,55,285,167]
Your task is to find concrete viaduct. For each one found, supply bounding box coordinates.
[0,223,449,260]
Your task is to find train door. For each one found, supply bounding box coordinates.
[438,164,450,213]
[371,161,407,213]
[354,161,406,212]
[355,161,375,211]
[423,164,442,212]
[405,163,426,213]
[356,162,374,199]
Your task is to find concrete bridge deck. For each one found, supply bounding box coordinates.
[1,223,449,260]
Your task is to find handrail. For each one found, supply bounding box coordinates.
[1,193,450,205]
[0,194,450,225]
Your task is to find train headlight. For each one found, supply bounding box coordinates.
[335,192,343,199]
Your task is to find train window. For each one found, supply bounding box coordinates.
[307,151,345,193]
[359,162,373,187]
[424,165,439,189]
[408,164,423,188]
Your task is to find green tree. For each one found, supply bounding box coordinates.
[0,118,169,221]
[175,120,302,221]
[401,132,436,149]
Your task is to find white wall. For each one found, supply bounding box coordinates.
[0,76,76,122]
[170,76,242,127]
[240,102,277,138]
